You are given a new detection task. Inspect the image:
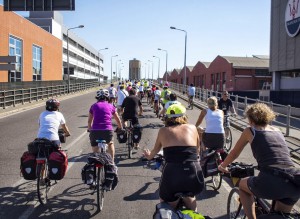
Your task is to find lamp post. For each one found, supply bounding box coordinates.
[67,25,84,93]
[153,55,160,80]
[148,60,153,80]
[144,63,147,79]
[116,59,121,81]
[110,55,118,83]
[170,26,187,88]
[158,48,168,82]
[98,48,108,83]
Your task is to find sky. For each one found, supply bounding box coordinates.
[1,0,271,80]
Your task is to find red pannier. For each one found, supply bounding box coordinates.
[20,151,37,180]
[48,150,68,180]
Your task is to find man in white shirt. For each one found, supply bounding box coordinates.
[108,84,117,106]
[187,83,196,108]
[154,87,161,115]
[116,85,129,116]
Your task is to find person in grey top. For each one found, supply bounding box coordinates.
[218,103,299,219]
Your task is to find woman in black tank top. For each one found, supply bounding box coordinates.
[218,103,300,218]
[143,104,204,211]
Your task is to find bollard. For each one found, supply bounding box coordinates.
[286,105,291,137]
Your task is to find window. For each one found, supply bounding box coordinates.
[255,69,271,76]
[32,45,42,81]
[9,36,22,82]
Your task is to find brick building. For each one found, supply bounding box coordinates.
[0,6,62,82]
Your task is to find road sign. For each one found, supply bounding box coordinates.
[0,64,16,71]
[0,56,17,63]
[4,0,75,11]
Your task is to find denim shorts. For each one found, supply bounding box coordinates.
[248,171,300,205]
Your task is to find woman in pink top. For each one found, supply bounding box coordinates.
[88,89,122,159]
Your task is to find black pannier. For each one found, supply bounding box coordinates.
[132,125,142,143]
[117,129,127,144]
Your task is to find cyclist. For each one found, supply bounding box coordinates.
[88,89,123,160]
[150,84,156,108]
[159,93,182,118]
[218,103,300,219]
[138,83,144,99]
[116,85,128,116]
[153,87,161,114]
[37,99,71,148]
[108,84,117,106]
[161,82,171,108]
[143,104,204,211]
[187,83,195,108]
[195,96,225,151]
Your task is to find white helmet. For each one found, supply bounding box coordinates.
[96,89,109,99]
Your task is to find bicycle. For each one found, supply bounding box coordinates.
[90,139,107,212]
[223,114,233,151]
[226,162,300,219]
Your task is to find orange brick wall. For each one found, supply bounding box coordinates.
[0,6,62,82]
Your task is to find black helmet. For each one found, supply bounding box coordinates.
[46,99,60,111]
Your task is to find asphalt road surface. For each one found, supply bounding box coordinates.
[0,90,294,219]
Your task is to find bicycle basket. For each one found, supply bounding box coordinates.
[230,162,254,178]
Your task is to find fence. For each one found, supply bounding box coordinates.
[0,81,99,109]
[168,82,300,137]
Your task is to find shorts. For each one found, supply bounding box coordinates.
[51,140,61,147]
[189,95,194,101]
[159,162,204,202]
[89,130,114,146]
[202,133,225,149]
[123,116,139,126]
[248,171,300,205]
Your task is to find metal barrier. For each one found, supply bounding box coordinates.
[168,82,300,137]
[0,81,99,109]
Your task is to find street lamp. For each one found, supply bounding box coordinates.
[67,24,84,93]
[144,63,147,79]
[170,26,187,88]
[158,48,168,81]
[153,55,160,80]
[98,48,108,83]
[110,55,118,83]
[116,59,121,81]
[148,60,153,80]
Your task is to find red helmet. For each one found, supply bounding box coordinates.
[46,99,60,111]
[164,82,169,88]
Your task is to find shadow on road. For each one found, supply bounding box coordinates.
[123,181,159,201]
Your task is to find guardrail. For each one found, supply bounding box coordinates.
[0,81,99,109]
[168,82,300,138]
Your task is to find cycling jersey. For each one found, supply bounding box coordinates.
[37,111,66,141]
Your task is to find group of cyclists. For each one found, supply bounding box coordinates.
[34,80,299,218]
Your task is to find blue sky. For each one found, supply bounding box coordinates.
[1,0,271,80]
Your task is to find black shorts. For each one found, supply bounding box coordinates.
[248,171,300,205]
[123,116,139,126]
[159,162,204,202]
[89,130,114,146]
[202,133,225,149]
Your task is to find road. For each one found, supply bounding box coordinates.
[0,90,296,219]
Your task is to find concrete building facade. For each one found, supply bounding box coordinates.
[129,59,141,80]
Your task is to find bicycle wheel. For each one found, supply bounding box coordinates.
[37,163,49,205]
[96,167,105,211]
[212,173,222,190]
[224,127,233,151]
[127,133,133,159]
[227,187,246,219]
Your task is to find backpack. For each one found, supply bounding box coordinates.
[48,150,68,180]
[20,151,37,180]
[164,91,171,101]
[153,202,185,219]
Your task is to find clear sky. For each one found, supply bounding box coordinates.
[1,0,271,80]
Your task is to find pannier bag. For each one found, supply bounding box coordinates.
[20,151,37,180]
[117,129,127,144]
[58,129,66,143]
[132,125,142,143]
[48,150,68,180]
[27,138,56,155]
[104,164,119,191]
[81,163,95,185]
[200,151,218,178]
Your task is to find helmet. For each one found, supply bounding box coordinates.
[46,98,60,111]
[96,89,109,99]
[164,82,169,88]
[166,104,186,118]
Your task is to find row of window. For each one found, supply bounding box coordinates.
[8,36,42,82]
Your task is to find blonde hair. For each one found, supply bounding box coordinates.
[245,103,276,126]
[207,96,218,110]
[164,115,188,127]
